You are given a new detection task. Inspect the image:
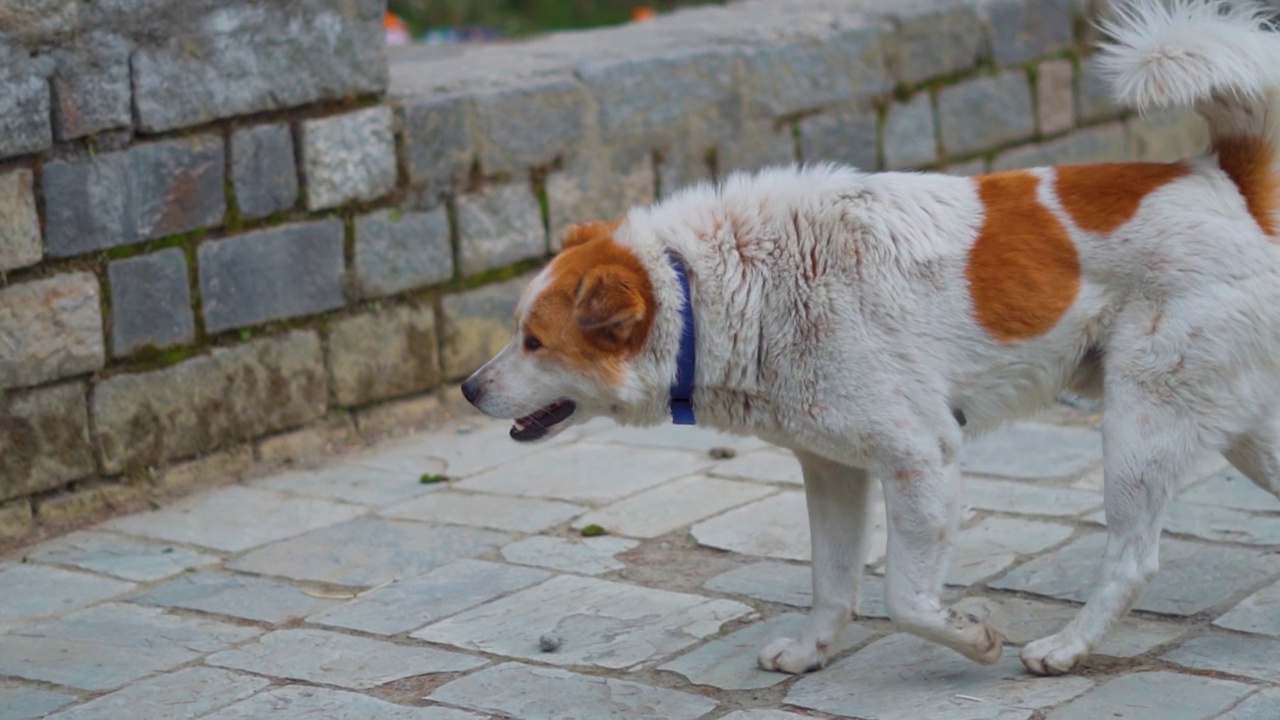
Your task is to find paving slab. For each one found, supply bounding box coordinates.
[1220,688,1280,720]
[0,603,260,691]
[1214,578,1280,637]
[692,492,888,564]
[571,475,776,538]
[942,517,1074,586]
[961,478,1102,517]
[227,517,509,587]
[256,461,443,506]
[990,533,1280,616]
[1179,470,1280,512]
[720,712,814,720]
[658,612,874,690]
[702,561,890,619]
[103,486,366,552]
[381,490,583,532]
[455,442,708,503]
[205,627,486,689]
[1086,501,1280,546]
[1045,671,1252,720]
[429,662,718,720]
[952,595,1185,657]
[22,530,220,582]
[204,684,486,720]
[372,416,605,479]
[0,684,76,720]
[413,574,754,669]
[500,535,639,575]
[309,559,550,636]
[126,570,344,624]
[959,422,1101,480]
[0,563,135,632]
[707,448,802,485]
[1161,632,1280,683]
[785,633,1095,720]
[43,667,270,720]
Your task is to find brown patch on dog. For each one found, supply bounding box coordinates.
[1215,136,1279,236]
[561,220,622,250]
[1055,162,1189,234]
[967,170,1080,343]
[523,234,655,386]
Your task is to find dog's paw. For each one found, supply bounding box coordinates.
[758,636,827,674]
[961,621,1004,665]
[1020,633,1088,676]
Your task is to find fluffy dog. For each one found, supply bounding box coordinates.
[462,0,1280,676]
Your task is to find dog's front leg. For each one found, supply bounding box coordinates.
[881,454,1004,665]
[759,451,875,674]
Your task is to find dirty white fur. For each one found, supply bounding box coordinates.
[465,0,1280,678]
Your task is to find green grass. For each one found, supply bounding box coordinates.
[389,0,722,37]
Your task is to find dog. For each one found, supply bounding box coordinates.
[461,0,1280,677]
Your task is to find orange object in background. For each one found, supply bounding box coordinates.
[632,7,657,21]
[385,12,410,45]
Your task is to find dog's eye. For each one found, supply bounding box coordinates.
[523,335,543,352]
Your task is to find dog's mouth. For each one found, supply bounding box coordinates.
[510,400,577,442]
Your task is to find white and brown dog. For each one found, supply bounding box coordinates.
[462,0,1280,676]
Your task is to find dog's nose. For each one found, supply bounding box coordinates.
[461,377,483,406]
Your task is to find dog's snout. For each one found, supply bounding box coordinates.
[461,376,484,406]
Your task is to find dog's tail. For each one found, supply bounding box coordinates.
[1097,0,1280,232]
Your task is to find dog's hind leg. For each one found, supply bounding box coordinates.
[1225,413,1280,501]
[1021,377,1197,675]
[880,449,1004,665]
[758,451,875,674]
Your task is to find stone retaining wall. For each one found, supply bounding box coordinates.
[0,0,1206,539]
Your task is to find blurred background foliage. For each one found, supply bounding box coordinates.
[388,0,724,37]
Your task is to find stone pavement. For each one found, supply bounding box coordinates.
[4,401,1280,720]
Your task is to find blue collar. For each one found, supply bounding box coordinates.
[666,251,697,425]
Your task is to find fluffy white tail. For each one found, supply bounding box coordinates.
[1096,0,1280,234]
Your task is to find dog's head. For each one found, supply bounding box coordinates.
[461,220,659,442]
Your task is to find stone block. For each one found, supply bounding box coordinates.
[227,517,510,587]
[657,141,716,198]
[981,0,1075,65]
[456,183,546,276]
[383,492,582,533]
[1037,59,1075,136]
[1046,671,1250,720]
[0,168,41,271]
[548,153,654,249]
[0,50,52,158]
[799,107,879,169]
[1215,579,1280,638]
[960,421,1101,479]
[1221,688,1280,720]
[0,684,73,720]
[41,667,268,720]
[708,448,802,485]
[353,208,453,298]
[328,304,440,407]
[430,662,717,720]
[577,48,738,145]
[1162,633,1280,683]
[883,0,987,85]
[0,565,135,634]
[414,574,753,669]
[953,595,1184,657]
[500,535,638,575]
[44,135,225,257]
[302,106,397,210]
[398,93,475,194]
[206,685,485,720]
[50,31,132,140]
[884,93,939,169]
[938,70,1036,157]
[1077,55,1120,122]
[230,123,298,219]
[439,275,528,378]
[992,122,1127,170]
[198,221,345,334]
[92,330,328,473]
[740,26,891,117]
[108,248,195,356]
[28,530,218,583]
[572,475,775,538]
[0,273,104,389]
[0,602,259,692]
[0,500,34,540]
[127,571,343,624]
[1128,109,1209,162]
[719,118,797,176]
[693,492,811,561]
[131,0,387,133]
[473,77,586,174]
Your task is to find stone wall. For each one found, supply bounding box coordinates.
[0,0,1206,539]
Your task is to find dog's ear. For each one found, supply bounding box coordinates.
[573,264,647,345]
[561,220,620,251]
